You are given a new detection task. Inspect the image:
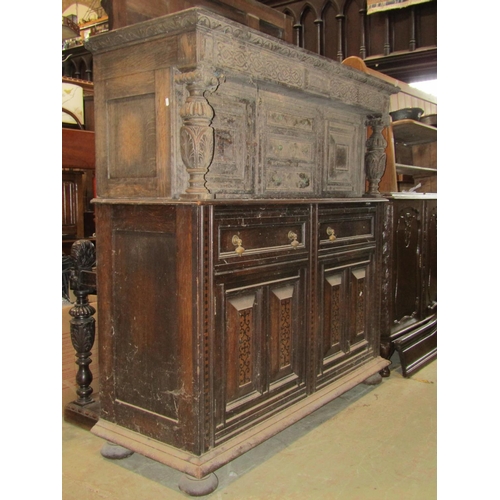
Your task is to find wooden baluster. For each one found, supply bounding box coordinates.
[83,54,93,81]
[359,8,367,59]
[314,18,323,55]
[336,14,345,61]
[69,240,97,406]
[384,13,391,56]
[409,7,416,51]
[72,57,81,79]
[293,22,302,47]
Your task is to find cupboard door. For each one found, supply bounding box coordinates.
[317,256,374,387]
[213,268,307,445]
[392,200,422,329]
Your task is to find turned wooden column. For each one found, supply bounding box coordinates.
[336,14,345,61]
[175,65,223,200]
[69,239,97,405]
[359,8,367,59]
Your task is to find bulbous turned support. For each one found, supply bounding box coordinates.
[100,442,134,460]
[175,65,224,200]
[178,473,219,497]
[364,115,388,198]
[68,239,97,406]
[380,340,394,377]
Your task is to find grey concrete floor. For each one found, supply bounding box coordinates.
[62,356,437,499]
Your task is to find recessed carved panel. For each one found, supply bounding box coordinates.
[350,268,367,345]
[205,83,256,195]
[323,118,361,195]
[323,273,344,358]
[108,94,156,179]
[270,284,294,380]
[260,94,317,195]
[394,205,421,323]
[226,294,258,402]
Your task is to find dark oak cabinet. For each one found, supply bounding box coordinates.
[86,6,398,494]
[94,200,388,467]
[380,195,437,377]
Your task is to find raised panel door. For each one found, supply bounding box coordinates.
[317,256,374,388]
[392,200,423,330]
[213,267,307,445]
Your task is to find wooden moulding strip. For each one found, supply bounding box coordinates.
[91,356,389,479]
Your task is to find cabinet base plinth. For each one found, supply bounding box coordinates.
[91,357,389,479]
[178,473,219,497]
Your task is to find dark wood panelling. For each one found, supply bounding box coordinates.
[260,0,437,82]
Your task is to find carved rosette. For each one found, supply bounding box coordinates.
[364,115,388,198]
[175,66,223,199]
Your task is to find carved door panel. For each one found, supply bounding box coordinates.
[423,199,437,315]
[392,200,423,330]
[213,268,307,445]
[317,257,373,387]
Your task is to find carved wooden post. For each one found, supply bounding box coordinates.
[293,23,302,47]
[175,65,223,200]
[364,115,388,198]
[69,240,97,405]
[336,14,345,61]
[384,13,391,56]
[314,18,323,55]
[409,7,416,51]
[359,8,367,59]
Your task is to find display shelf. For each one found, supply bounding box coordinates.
[392,119,437,146]
[395,163,437,175]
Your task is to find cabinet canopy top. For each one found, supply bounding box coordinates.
[86,6,399,101]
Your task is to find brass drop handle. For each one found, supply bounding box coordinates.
[288,231,299,249]
[326,227,337,242]
[232,235,245,256]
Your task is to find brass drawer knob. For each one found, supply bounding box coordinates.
[288,231,299,249]
[326,227,337,241]
[232,235,245,256]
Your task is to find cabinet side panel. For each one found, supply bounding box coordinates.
[98,204,199,452]
[113,230,179,420]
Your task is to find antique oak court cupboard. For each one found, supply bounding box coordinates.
[86,6,399,495]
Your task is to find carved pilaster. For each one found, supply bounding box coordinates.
[364,115,388,198]
[175,65,223,199]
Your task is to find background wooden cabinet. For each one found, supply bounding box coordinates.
[380,195,437,377]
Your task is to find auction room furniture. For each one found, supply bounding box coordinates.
[342,56,437,378]
[86,6,398,495]
[62,77,96,254]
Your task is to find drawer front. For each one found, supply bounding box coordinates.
[318,205,376,251]
[215,206,310,262]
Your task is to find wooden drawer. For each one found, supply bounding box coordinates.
[318,205,376,251]
[214,206,309,261]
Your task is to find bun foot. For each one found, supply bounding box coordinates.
[100,442,134,460]
[363,372,383,385]
[178,473,218,497]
